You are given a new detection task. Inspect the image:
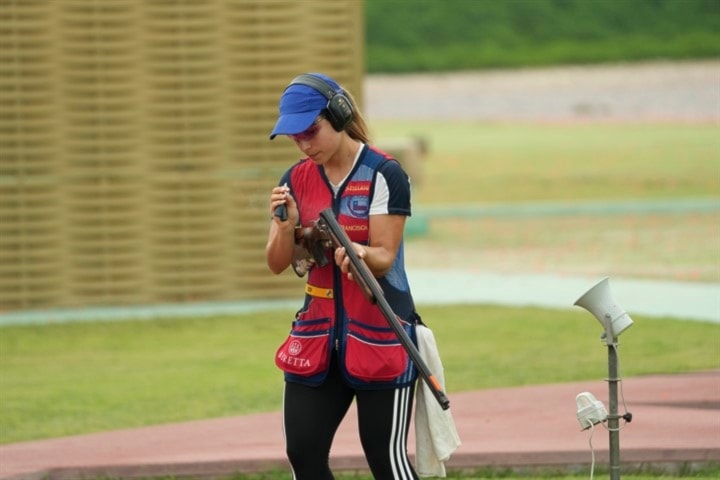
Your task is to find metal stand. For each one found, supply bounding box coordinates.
[603,316,621,480]
[606,340,621,480]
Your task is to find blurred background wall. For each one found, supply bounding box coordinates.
[0,0,364,311]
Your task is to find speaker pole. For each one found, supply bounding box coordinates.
[575,277,634,480]
[602,315,622,480]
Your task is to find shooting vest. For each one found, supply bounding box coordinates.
[275,144,419,389]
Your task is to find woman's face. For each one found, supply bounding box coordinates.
[289,116,341,164]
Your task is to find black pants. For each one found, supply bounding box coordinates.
[283,356,418,480]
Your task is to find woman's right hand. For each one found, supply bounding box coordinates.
[269,184,299,227]
[266,185,299,274]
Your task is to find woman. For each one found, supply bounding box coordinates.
[266,72,421,480]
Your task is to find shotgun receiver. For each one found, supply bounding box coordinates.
[292,221,332,276]
[293,217,375,302]
[298,208,451,410]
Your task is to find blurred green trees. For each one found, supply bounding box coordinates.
[365,0,720,72]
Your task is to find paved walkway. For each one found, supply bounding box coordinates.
[1,370,718,480]
[409,270,720,323]
[365,60,720,122]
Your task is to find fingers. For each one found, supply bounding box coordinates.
[334,247,346,270]
[269,185,295,222]
[269,185,288,215]
[334,245,367,281]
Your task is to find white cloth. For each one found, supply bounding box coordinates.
[414,324,462,477]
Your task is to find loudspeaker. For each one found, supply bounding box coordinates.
[575,392,608,430]
[574,277,634,338]
[289,74,354,132]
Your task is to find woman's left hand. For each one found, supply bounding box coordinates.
[334,244,367,282]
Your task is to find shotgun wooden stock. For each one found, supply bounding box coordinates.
[318,208,450,410]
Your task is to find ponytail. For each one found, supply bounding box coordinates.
[341,88,371,144]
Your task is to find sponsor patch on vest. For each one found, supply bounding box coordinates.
[288,340,302,355]
[277,349,312,368]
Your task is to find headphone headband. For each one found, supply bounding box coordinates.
[289,74,338,101]
[287,73,354,132]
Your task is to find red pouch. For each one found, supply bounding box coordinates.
[275,317,331,376]
[344,318,409,382]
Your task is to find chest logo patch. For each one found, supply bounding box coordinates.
[343,196,369,218]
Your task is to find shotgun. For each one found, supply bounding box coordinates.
[311,208,450,410]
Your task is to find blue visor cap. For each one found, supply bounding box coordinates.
[269,84,328,140]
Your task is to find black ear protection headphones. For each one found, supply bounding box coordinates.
[288,74,354,132]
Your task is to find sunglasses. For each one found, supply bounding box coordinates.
[289,117,323,143]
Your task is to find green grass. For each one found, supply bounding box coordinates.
[379,121,719,283]
[229,467,720,480]
[112,466,720,479]
[372,122,719,203]
[220,465,720,480]
[379,121,719,284]
[0,314,287,443]
[406,212,720,283]
[74,464,720,479]
[1,305,718,444]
